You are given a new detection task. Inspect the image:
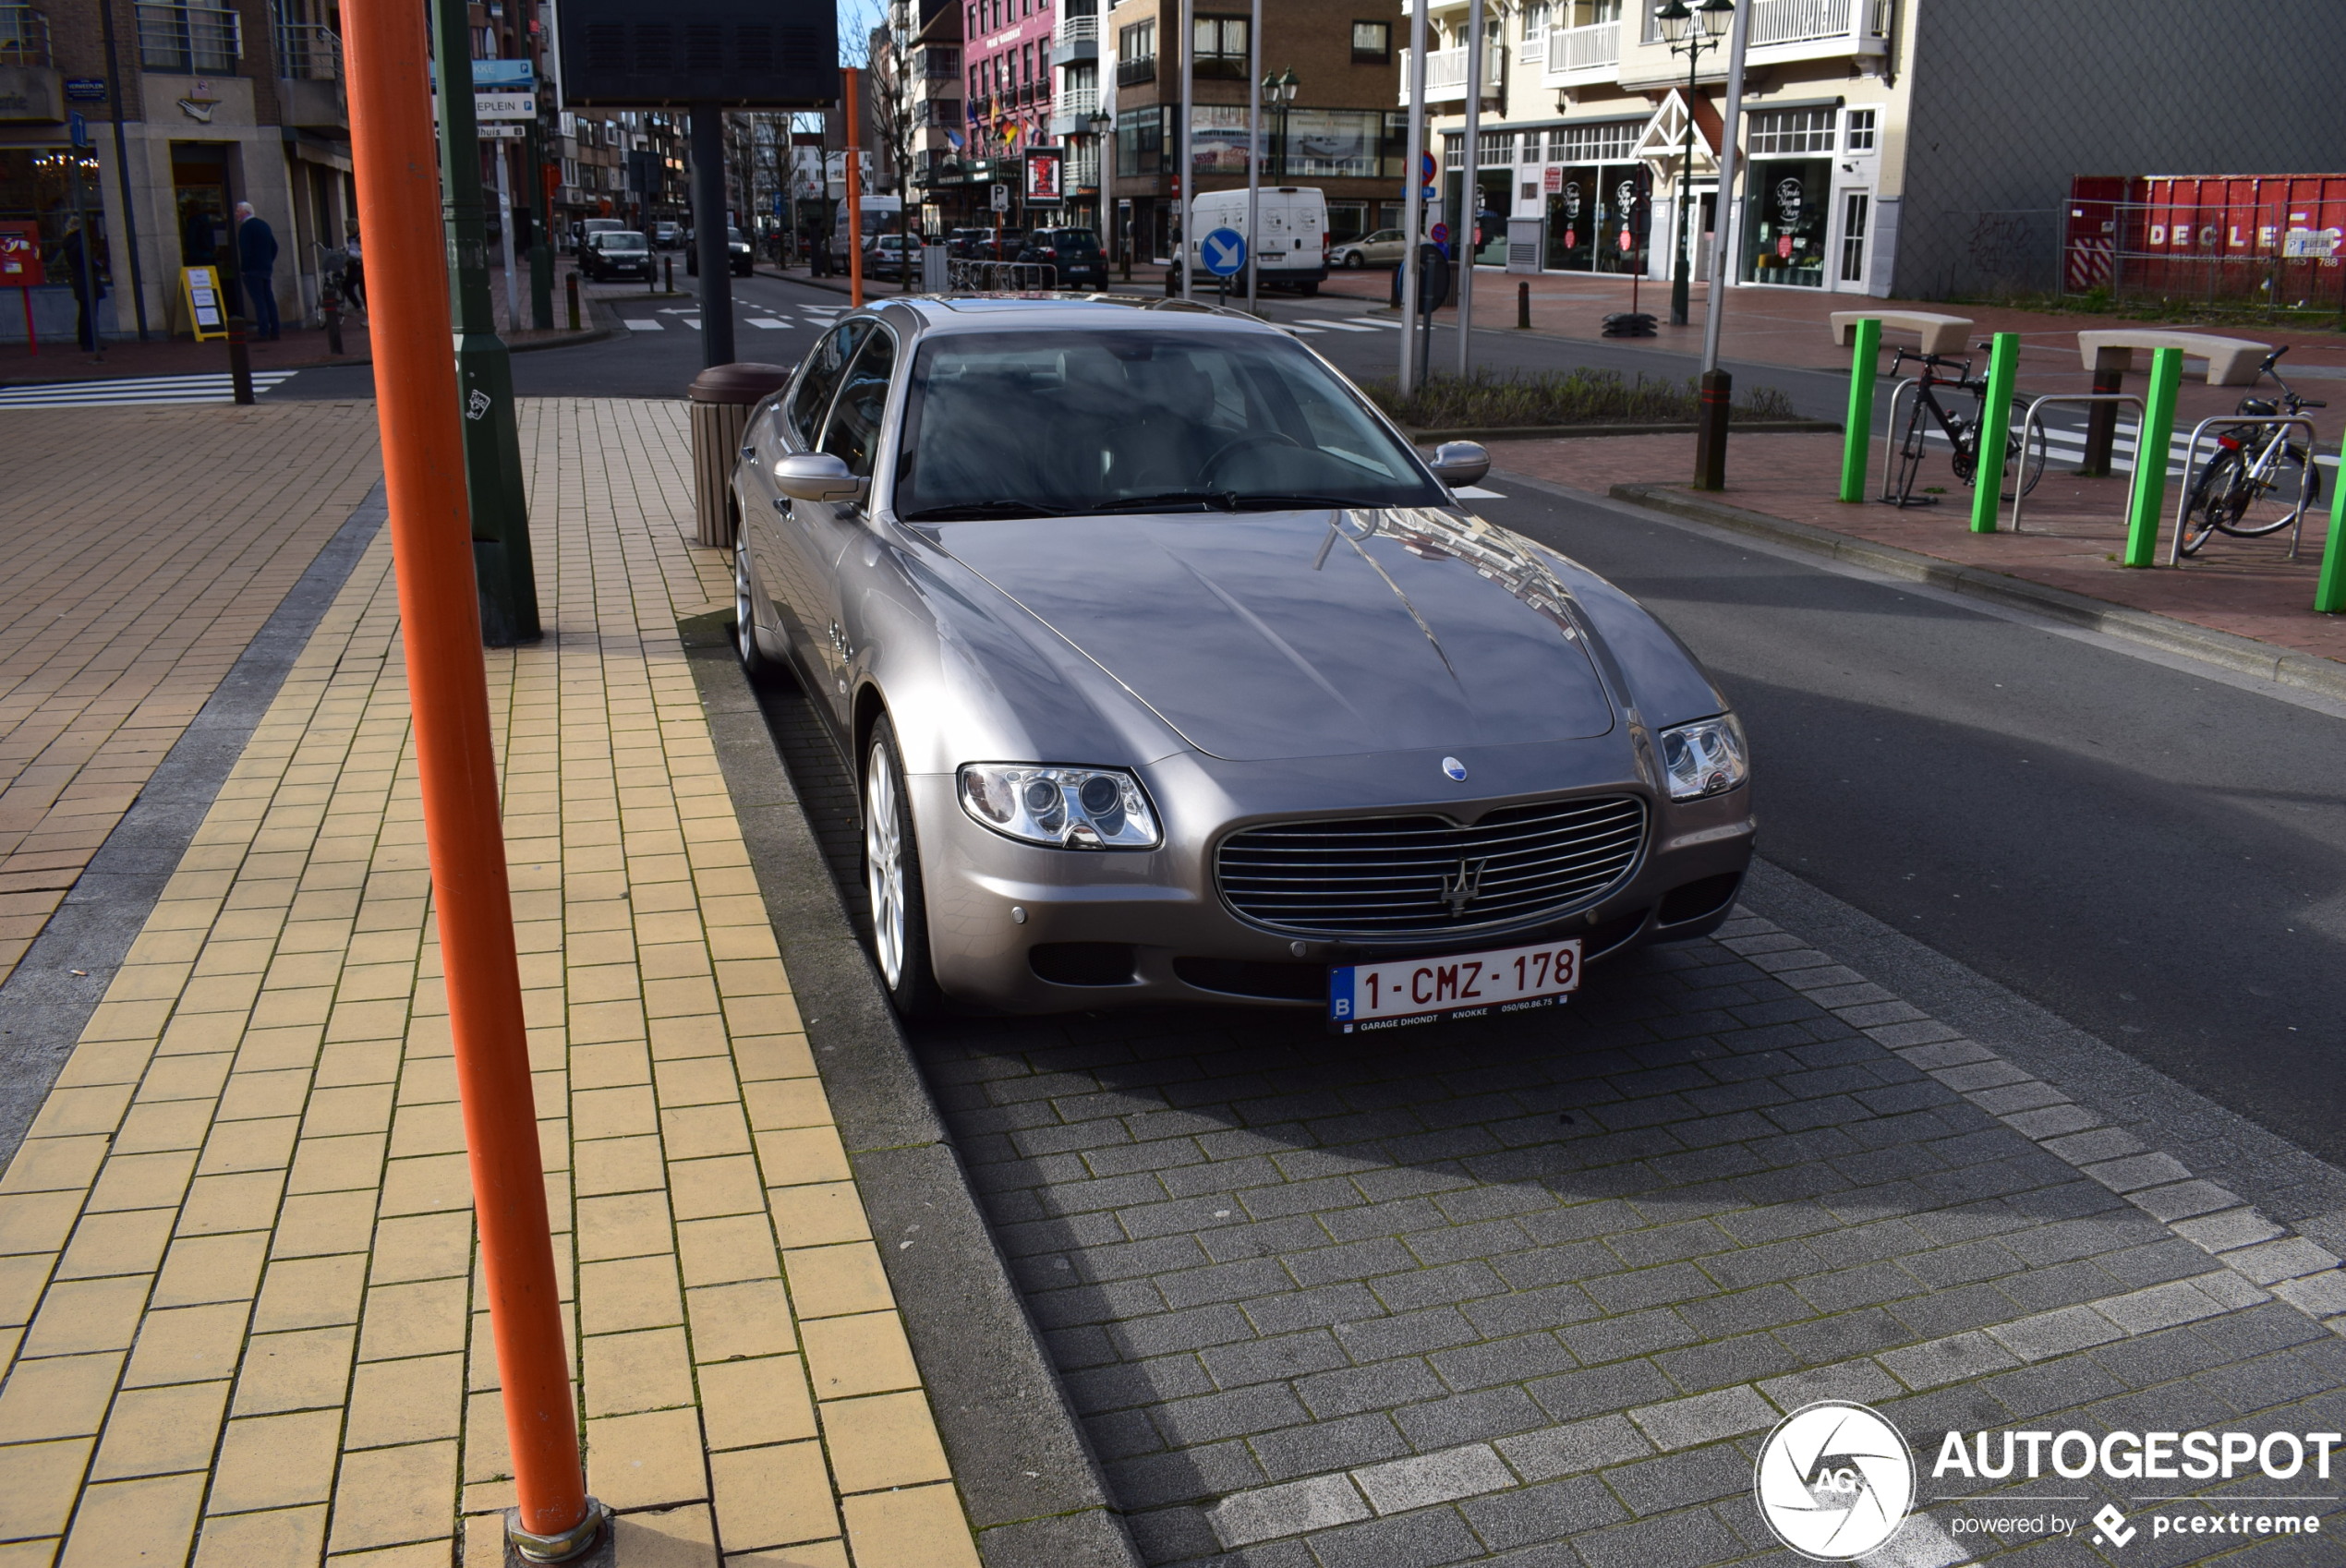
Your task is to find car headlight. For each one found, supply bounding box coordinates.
[1658,715,1748,801]
[958,764,1162,850]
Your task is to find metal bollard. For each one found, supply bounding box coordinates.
[1837,318,1880,503]
[664,255,674,294]
[324,297,344,356]
[226,315,256,405]
[566,272,580,332]
[1693,368,1731,491]
[1968,332,2018,534]
[2122,346,2183,567]
[1517,281,1530,330]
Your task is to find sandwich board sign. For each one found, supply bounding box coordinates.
[181,265,227,341]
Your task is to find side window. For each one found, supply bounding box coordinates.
[787,322,866,447]
[818,329,899,478]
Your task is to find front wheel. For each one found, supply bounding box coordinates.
[1999,411,2047,501]
[864,718,945,1017]
[1342,252,1363,270]
[733,543,787,685]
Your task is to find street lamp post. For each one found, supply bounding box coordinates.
[1254,66,1296,307]
[1656,0,1732,329]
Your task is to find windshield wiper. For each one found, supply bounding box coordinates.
[1090,490,1229,513]
[898,500,1074,521]
[1222,492,1385,512]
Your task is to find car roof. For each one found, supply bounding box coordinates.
[857,295,1293,344]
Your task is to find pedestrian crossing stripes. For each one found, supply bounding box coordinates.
[627,315,803,332]
[1345,317,1402,330]
[1305,320,1380,332]
[747,319,791,329]
[0,371,298,408]
[623,319,665,331]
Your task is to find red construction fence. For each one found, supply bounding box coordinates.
[2065,174,2346,309]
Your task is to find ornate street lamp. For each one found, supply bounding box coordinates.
[1259,65,1298,180]
[1656,0,1732,327]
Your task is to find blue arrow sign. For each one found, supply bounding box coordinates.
[1200,225,1247,278]
[67,111,91,150]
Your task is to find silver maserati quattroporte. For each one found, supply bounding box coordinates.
[731,296,1752,1022]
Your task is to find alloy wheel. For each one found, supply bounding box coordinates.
[733,549,756,670]
[865,743,906,987]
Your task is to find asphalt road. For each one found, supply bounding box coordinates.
[272,266,2346,1170]
[1472,479,2346,1171]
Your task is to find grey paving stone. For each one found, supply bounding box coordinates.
[1998,1103,2109,1141]
[1977,1350,2129,1421]
[1463,1476,1628,1550]
[1627,1384,1778,1450]
[1758,1357,1905,1409]
[2171,1207,2288,1255]
[1528,1360,1680,1425]
[1207,1475,1371,1550]
[2270,1270,2346,1317]
[2091,1278,2231,1334]
[1601,1441,1755,1518]
[1880,1330,2022,1390]
[1241,1284,1384,1336]
[1333,1306,1481,1363]
[1495,1414,1654,1481]
[1654,1331,1807,1395]
[2222,1237,2342,1286]
[1248,1412,1411,1483]
[2083,1152,2196,1194]
[1989,1304,2126,1363]
[1428,1332,1578,1393]
[2125,1178,2245,1223]
[1395,1386,1551,1449]
[1296,1359,1448,1422]
[1560,1308,1701,1366]
[1773,1307,1914,1367]
[1351,1442,1516,1515]
[1302,1506,1487,1568]
[1200,1331,1351,1391]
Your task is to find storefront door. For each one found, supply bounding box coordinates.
[1598,164,1648,275]
[1545,165,1598,271]
[1743,157,1829,286]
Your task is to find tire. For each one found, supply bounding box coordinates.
[732,542,787,685]
[1892,395,1931,507]
[863,718,945,1017]
[1998,411,2047,501]
[2178,449,2245,556]
[2221,444,2316,538]
[1342,252,1363,270]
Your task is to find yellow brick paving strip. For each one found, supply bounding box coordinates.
[0,399,982,1568]
[0,404,385,986]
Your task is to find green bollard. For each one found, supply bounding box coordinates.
[2316,444,2346,613]
[1968,332,2018,534]
[1839,318,1880,503]
[2122,346,2183,568]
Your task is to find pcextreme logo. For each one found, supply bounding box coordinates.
[1753,1401,1916,1560]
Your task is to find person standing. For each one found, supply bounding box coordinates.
[60,216,105,357]
[344,228,366,314]
[235,200,281,340]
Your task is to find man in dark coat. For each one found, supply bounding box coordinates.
[60,217,105,356]
[235,200,281,340]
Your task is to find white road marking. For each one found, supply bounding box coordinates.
[1306,320,1379,332]
[1453,486,1506,500]
[1346,317,1403,330]
[0,371,297,407]
[747,319,791,329]
[623,319,664,331]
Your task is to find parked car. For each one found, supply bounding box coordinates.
[1017,227,1109,289]
[1331,228,1409,270]
[580,229,653,282]
[948,226,1024,261]
[1167,186,1329,296]
[729,297,1754,1019]
[865,233,925,280]
[685,226,757,277]
[650,220,684,249]
[576,217,624,254]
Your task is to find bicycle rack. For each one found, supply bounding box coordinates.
[2167,414,2320,567]
[2005,392,2144,534]
[1876,377,1920,502]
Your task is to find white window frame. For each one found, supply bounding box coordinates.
[1843,106,1878,155]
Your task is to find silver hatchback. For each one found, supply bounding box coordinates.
[730,296,1752,1019]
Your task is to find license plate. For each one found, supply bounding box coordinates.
[1329,938,1582,1032]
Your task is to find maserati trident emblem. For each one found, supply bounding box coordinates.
[1441,756,1468,781]
[1442,857,1487,917]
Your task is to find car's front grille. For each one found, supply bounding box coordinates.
[1215,795,1647,939]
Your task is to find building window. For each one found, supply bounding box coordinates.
[1548,120,1639,162]
[1747,107,1835,156]
[1114,104,1160,177]
[1276,108,1384,179]
[1840,190,1868,283]
[1844,107,1877,152]
[1521,2,1549,36]
[1443,132,1462,172]
[1476,130,1515,167]
[1350,19,1388,61]
[1194,15,1248,57]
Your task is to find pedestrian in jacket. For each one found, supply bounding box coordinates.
[60,217,105,356]
[235,200,281,340]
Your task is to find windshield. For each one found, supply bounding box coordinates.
[894,329,1445,520]
[599,233,647,251]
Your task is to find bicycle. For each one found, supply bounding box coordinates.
[2177,346,2326,558]
[1884,343,2046,509]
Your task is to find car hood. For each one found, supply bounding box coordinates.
[936,507,1617,762]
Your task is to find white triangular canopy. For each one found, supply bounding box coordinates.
[1633,89,1720,179]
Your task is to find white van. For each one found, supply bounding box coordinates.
[1169,186,1328,296]
[831,195,905,262]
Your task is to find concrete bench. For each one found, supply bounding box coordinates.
[2076,329,2271,386]
[1831,310,1974,356]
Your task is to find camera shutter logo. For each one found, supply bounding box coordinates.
[1753,1402,1915,1560]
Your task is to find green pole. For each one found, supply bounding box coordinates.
[430,0,541,644]
[2316,445,2346,613]
[1839,317,1880,503]
[2122,345,2183,568]
[1968,332,2018,533]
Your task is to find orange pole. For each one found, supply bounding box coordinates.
[844,66,865,307]
[342,0,598,1558]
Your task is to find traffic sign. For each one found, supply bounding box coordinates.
[991,183,1010,211]
[67,112,90,150]
[1200,226,1247,278]
[1420,151,1436,184]
[1429,222,1450,247]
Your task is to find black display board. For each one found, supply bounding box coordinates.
[559,0,838,108]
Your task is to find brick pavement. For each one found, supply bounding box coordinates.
[0,400,981,1566]
[0,404,383,988]
[920,914,2346,1566]
[1481,433,2346,669]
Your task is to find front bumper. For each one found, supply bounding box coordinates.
[915,743,1753,1014]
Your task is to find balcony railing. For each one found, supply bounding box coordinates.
[1114,54,1155,87]
[273,20,340,78]
[1747,0,1888,48]
[1058,84,1098,117]
[1400,41,1502,104]
[139,2,241,70]
[0,5,51,66]
[1053,13,1096,48]
[1517,30,1543,66]
[1542,18,1618,79]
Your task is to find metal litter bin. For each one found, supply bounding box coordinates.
[687,362,795,549]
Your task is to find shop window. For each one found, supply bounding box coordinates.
[1844,108,1877,153]
[1747,108,1835,157]
[1477,130,1515,168]
[1351,20,1389,62]
[1115,104,1160,177]
[1744,159,1829,286]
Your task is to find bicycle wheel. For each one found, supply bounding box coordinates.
[1892,395,1933,506]
[2000,409,2047,500]
[1947,412,1978,488]
[2218,444,2316,538]
[2178,449,2245,557]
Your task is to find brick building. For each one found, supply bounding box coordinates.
[1106,0,1406,265]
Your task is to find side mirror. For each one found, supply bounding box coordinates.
[774,452,865,503]
[1428,440,1491,491]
